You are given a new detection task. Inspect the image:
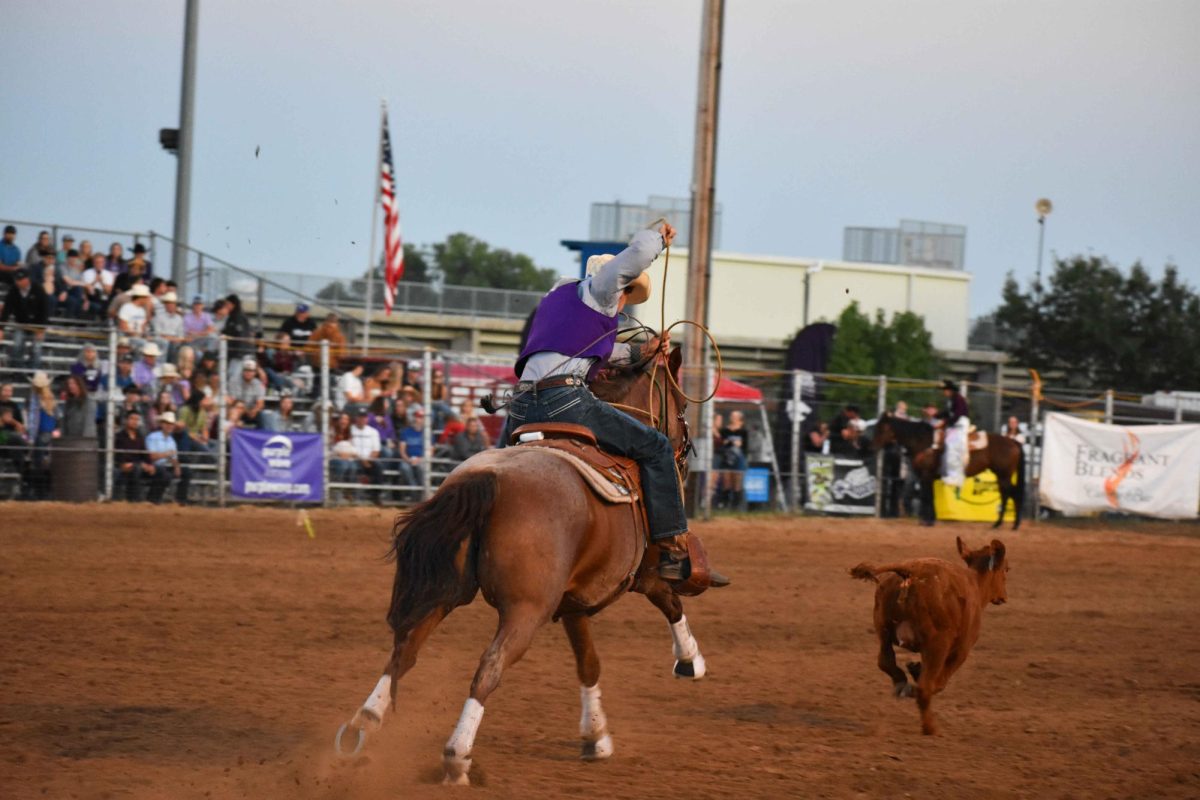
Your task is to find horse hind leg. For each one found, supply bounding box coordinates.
[562,614,614,761]
[645,581,706,680]
[443,604,543,786]
[338,608,446,755]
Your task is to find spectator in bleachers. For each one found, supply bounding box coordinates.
[389,397,409,442]
[176,346,196,384]
[134,342,163,392]
[105,242,126,274]
[0,382,24,424]
[26,371,57,499]
[0,268,48,368]
[893,400,910,419]
[77,240,94,267]
[450,416,490,463]
[178,389,213,451]
[309,312,347,368]
[429,366,452,428]
[438,410,464,446]
[921,402,938,424]
[366,396,397,460]
[275,390,307,433]
[152,292,185,360]
[363,364,395,405]
[228,356,278,431]
[1003,415,1026,444]
[0,226,21,281]
[114,410,152,502]
[113,353,136,394]
[349,406,384,502]
[0,397,28,485]
[183,296,217,352]
[146,411,187,504]
[61,250,88,317]
[328,411,355,486]
[56,234,75,264]
[147,390,176,431]
[33,248,63,317]
[399,384,423,418]
[396,407,425,487]
[117,284,152,341]
[256,332,293,394]
[117,385,148,430]
[336,362,365,410]
[222,294,253,360]
[279,303,316,353]
[214,399,246,441]
[25,231,51,269]
[210,298,230,336]
[61,374,97,438]
[146,278,168,314]
[127,243,153,280]
[81,253,114,319]
[159,363,189,408]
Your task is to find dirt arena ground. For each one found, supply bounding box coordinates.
[2,504,1198,800]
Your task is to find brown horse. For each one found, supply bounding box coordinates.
[872,413,1024,529]
[335,347,710,785]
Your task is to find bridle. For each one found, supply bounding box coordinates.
[607,351,694,482]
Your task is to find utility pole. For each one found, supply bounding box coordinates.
[683,0,725,515]
[684,0,725,399]
[170,0,199,289]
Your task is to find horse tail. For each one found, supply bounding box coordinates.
[386,471,496,636]
[850,562,914,583]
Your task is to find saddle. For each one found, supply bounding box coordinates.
[510,422,711,597]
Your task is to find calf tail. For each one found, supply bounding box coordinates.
[849,562,914,583]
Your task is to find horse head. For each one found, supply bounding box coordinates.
[871,412,896,451]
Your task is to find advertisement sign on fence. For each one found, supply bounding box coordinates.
[1039,412,1200,519]
[934,470,1017,522]
[231,429,324,502]
[744,467,771,503]
[806,455,876,514]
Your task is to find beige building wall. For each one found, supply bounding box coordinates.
[634,248,970,351]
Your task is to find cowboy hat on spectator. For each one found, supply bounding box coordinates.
[142,342,162,357]
[131,284,151,298]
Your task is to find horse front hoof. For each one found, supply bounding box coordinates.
[333,723,366,757]
[673,652,706,680]
[893,682,914,699]
[581,733,614,761]
[443,748,472,786]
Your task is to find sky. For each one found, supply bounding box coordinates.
[3,0,1198,317]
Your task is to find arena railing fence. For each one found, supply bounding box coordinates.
[2,320,1197,518]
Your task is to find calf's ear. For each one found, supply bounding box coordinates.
[956,536,970,561]
[989,540,1006,569]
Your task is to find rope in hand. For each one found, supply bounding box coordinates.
[646,242,724,406]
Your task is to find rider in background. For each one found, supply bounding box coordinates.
[936,379,970,488]
[504,222,729,588]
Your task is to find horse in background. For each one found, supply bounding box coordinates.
[871,413,1024,529]
[336,347,711,785]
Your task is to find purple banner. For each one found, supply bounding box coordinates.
[231,429,324,502]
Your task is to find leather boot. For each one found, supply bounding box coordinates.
[658,533,731,588]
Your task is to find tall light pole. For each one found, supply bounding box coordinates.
[171,0,200,289]
[1034,197,1052,306]
[684,0,725,398]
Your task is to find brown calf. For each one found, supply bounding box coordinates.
[850,537,1008,735]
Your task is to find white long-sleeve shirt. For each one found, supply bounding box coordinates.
[519,229,663,382]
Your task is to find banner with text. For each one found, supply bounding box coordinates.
[231,429,324,503]
[1039,412,1200,519]
[806,455,876,514]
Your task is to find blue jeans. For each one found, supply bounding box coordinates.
[501,383,687,541]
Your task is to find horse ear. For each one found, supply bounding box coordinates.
[668,344,682,380]
[956,536,970,561]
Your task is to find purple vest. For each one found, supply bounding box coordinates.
[516,281,618,381]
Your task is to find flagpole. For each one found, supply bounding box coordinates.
[362,100,386,354]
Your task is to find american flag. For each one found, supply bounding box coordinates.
[379,112,404,314]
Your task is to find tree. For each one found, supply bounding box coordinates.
[315,235,555,306]
[994,256,1200,391]
[432,233,558,291]
[823,302,942,406]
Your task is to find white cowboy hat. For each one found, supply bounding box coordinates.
[142,342,161,357]
[586,253,651,305]
[160,363,179,378]
[162,292,178,303]
[159,411,177,424]
[130,284,151,298]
